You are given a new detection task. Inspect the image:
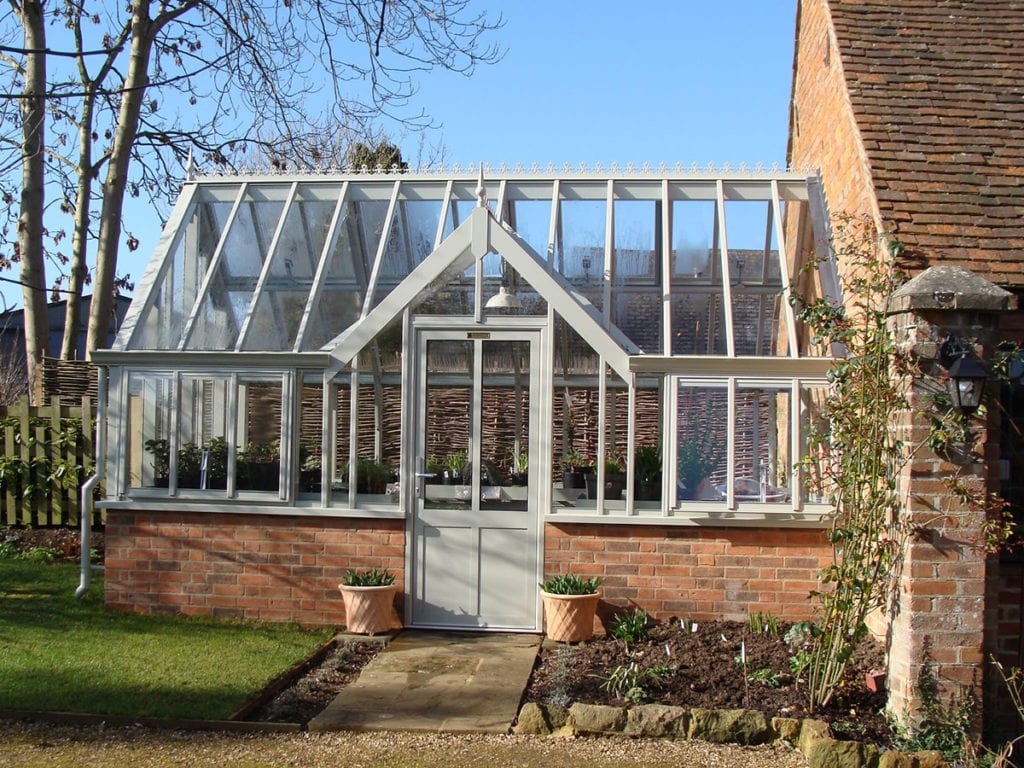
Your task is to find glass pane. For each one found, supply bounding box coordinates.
[675,384,728,502]
[236,380,282,493]
[801,384,830,505]
[127,373,173,489]
[188,187,288,349]
[298,379,324,498]
[730,387,792,504]
[671,200,716,279]
[133,190,235,349]
[670,293,727,355]
[732,293,776,356]
[422,339,472,509]
[241,196,337,351]
[614,200,658,285]
[631,383,664,506]
[330,380,351,501]
[480,339,530,511]
[556,198,606,313]
[615,291,662,354]
[178,376,232,491]
[303,205,364,350]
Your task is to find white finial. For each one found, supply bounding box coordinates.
[184,147,194,180]
[476,165,486,207]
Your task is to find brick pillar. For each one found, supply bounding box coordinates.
[886,267,1016,725]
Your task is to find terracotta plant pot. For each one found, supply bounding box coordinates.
[338,583,398,636]
[865,669,887,693]
[541,590,600,643]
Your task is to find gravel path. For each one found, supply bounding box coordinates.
[0,720,809,768]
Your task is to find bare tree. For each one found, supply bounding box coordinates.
[0,0,503,387]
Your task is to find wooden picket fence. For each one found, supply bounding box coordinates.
[0,397,100,527]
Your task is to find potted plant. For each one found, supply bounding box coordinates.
[586,456,625,501]
[443,450,467,484]
[425,456,445,484]
[176,441,203,489]
[144,438,170,487]
[237,440,280,491]
[561,448,589,489]
[338,567,399,636]
[634,443,662,501]
[350,458,391,495]
[299,445,322,493]
[677,427,721,500]
[540,573,601,643]
[204,436,230,490]
[507,446,529,486]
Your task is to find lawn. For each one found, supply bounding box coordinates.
[0,561,333,720]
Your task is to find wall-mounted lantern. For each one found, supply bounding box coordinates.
[940,334,987,425]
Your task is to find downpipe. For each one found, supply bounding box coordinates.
[76,367,107,599]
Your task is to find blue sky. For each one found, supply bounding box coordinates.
[11,1,798,312]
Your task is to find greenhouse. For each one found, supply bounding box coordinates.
[94,167,836,630]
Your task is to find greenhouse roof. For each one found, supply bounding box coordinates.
[111,167,830,365]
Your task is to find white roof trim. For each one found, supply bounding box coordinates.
[328,207,638,379]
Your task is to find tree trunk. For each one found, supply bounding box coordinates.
[61,89,96,360]
[86,0,155,355]
[17,0,48,401]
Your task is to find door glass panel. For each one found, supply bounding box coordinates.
[480,339,530,511]
[422,339,472,508]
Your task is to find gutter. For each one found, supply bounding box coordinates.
[76,367,107,599]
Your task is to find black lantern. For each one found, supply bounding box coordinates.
[945,352,987,418]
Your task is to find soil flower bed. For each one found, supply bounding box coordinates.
[523,618,890,745]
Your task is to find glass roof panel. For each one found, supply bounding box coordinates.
[118,171,824,359]
[240,193,336,351]
[186,185,288,350]
[132,188,235,349]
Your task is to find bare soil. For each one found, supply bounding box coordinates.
[0,526,104,561]
[523,619,890,745]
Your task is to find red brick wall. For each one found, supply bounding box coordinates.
[544,523,831,626]
[104,510,404,626]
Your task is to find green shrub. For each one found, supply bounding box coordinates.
[611,607,649,643]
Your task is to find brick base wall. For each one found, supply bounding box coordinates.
[104,510,405,626]
[986,560,1024,741]
[543,523,831,626]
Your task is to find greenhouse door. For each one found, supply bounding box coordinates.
[409,327,542,631]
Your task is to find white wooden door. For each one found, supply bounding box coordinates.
[409,327,542,630]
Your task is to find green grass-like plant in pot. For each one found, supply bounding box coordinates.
[540,573,601,643]
[339,568,399,635]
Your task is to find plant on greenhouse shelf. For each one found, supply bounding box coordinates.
[586,455,626,501]
[561,448,589,489]
[237,440,280,491]
[443,450,468,484]
[343,458,392,495]
[507,447,529,485]
[144,438,170,486]
[634,443,662,501]
[677,427,721,500]
[339,568,399,636]
[540,573,601,643]
[176,442,203,488]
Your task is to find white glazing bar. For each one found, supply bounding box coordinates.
[471,338,483,512]
[661,179,673,356]
[120,183,200,350]
[790,378,802,513]
[359,179,402,321]
[546,180,560,273]
[716,180,736,357]
[603,180,614,331]
[236,182,300,350]
[726,377,737,510]
[772,180,800,358]
[434,179,453,249]
[597,359,607,513]
[294,181,349,352]
[169,373,182,494]
[226,373,239,498]
[321,371,333,507]
[179,183,249,350]
[399,308,413,518]
[626,374,636,516]
[348,367,359,509]
[280,370,294,502]
[667,376,675,512]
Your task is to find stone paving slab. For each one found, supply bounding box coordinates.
[309,630,541,734]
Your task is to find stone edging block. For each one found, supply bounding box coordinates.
[513,702,949,767]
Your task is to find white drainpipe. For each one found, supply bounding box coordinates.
[76,367,107,599]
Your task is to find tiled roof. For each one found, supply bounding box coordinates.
[828,0,1024,284]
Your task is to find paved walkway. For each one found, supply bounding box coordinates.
[309,630,541,734]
